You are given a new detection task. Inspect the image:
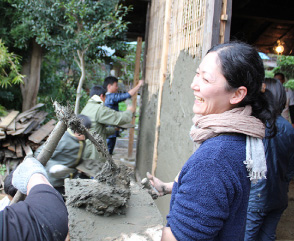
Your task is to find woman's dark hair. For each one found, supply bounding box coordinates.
[207,41,277,135]
[89,85,106,98]
[4,171,17,197]
[264,78,286,115]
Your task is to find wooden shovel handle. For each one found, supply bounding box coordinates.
[10,121,67,205]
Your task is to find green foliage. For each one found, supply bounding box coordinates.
[84,58,109,89]
[0,164,6,176]
[118,102,140,125]
[118,101,127,111]
[284,79,294,90]
[0,0,134,115]
[38,53,88,120]
[0,39,24,113]
[0,39,24,88]
[10,0,130,62]
[8,0,131,113]
[38,82,89,121]
[0,85,22,111]
[112,42,144,85]
[265,70,274,78]
[273,55,294,79]
[0,104,7,116]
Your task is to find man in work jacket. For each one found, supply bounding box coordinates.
[81,85,134,162]
[34,114,91,194]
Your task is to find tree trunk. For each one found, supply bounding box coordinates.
[74,50,86,115]
[20,39,42,111]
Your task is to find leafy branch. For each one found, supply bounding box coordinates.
[0,39,24,88]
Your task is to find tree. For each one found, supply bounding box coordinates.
[1,0,42,112]
[0,39,24,115]
[20,39,43,111]
[273,55,294,79]
[11,0,130,114]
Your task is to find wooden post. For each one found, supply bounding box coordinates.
[127,37,143,159]
[201,0,222,57]
[219,0,232,43]
[151,0,172,176]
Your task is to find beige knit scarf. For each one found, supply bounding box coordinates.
[189,105,267,183]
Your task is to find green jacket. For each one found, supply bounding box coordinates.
[81,95,132,161]
[35,129,85,187]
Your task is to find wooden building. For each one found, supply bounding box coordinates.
[122,0,294,222]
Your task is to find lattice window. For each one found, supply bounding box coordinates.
[145,0,206,96]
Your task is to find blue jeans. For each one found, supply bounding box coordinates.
[244,208,285,241]
[107,137,116,155]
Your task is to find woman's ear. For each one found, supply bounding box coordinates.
[230,86,247,105]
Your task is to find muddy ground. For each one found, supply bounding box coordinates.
[65,135,294,240]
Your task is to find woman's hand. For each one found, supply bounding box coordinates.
[143,172,173,199]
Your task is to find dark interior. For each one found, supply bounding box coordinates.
[231,0,294,55]
[121,0,294,55]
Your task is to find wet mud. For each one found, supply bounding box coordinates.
[66,161,132,216]
[66,181,163,240]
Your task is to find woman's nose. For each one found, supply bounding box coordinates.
[191,76,199,90]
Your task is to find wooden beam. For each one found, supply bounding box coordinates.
[21,142,33,156]
[151,0,172,176]
[0,111,19,129]
[15,144,23,158]
[234,14,294,25]
[202,0,222,57]
[142,0,150,79]
[6,119,16,131]
[15,103,44,121]
[219,0,232,43]
[0,129,5,136]
[28,119,56,144]
[8,144,16,153]
[135,0,151,166]
[128,36,143,159]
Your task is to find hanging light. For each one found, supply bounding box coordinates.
[274,40,285,55]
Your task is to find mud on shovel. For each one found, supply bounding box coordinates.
[10,102,83,204]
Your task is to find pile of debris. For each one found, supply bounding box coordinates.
[0,103,56,172]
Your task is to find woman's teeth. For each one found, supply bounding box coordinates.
[195,96,204,103]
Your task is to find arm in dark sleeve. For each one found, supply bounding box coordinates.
[106,92,131,106]
[1,184,68,241]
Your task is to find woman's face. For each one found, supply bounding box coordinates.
[191,52,235,115]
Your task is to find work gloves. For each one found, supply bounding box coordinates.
[12,156,48,195]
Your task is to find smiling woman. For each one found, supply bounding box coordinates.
[191,52,246,115]
[147,41,277,241]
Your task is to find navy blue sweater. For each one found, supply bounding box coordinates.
[167,134,250,240]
